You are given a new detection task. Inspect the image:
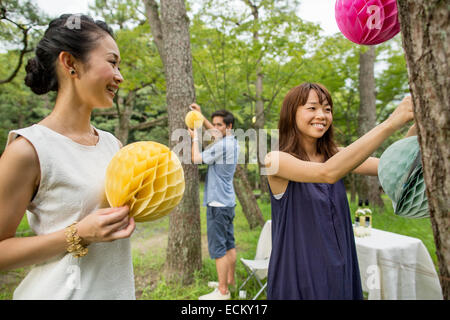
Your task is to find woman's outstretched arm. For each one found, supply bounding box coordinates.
[265,96,414,184]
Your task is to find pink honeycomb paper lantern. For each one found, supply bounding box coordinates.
[335,0,401,45]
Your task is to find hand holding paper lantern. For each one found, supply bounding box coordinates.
[335,0,401,45]
[105,141,185,222]
[185,110,204,129]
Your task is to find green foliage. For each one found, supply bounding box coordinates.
[0,50,53,153]
[0,0,48,46]
[0,0,410,154]
[0,1,50,154]
[375,35,410,122]
[88,0,146,29]
[192,0,321,132]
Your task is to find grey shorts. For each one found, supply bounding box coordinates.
[206,206,236,259]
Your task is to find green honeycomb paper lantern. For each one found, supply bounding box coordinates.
[378,136,429,218]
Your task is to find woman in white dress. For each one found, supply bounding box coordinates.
[0,14,136,299]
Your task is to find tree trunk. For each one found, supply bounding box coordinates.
[244,0,269,198]
[255,64,269,197]
[358,46,384,208]
[114,91,135,145]
[350,173,356,204]
[145,0,202,285]
[234,164,265,229]
[397,0,449,299]
[345,90,357,204]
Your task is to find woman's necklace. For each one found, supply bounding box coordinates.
[78,127,98,146]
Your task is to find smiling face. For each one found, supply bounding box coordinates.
[279,82,338,161]
[212,116,232,138]
[295,89,333,141]
[75,34,123,108]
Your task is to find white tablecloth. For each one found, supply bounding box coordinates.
[354,227,443,300]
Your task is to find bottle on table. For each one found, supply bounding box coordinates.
[364,199,372,230]
[354,200,367,237]
[360,200,367,229]
[355,199,364,227]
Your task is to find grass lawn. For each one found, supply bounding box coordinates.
[131,191,272,300]
[0,189,438,300]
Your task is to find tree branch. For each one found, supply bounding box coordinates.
[264,62,304,112]
[143,0,167,67]
[0,26,31,85]
[130,115,168,131]
[242,92,256,101]
[192,55,220,107]
[243,0,259,17]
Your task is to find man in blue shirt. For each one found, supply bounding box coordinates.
[189,103,239,300]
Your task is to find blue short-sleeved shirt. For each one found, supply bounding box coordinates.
[201,135,239,207]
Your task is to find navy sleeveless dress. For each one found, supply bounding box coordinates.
[267,180,363,300]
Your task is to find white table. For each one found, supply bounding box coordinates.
[354,227,443,300]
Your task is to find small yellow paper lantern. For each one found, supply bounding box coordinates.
[185,110,204,129]
[105,141,185,222]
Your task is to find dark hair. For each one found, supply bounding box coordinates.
[211,110,235,128]
[278,82,338,161]
[24,14,114,95]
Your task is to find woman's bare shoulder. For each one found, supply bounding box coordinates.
[1,137,40,186]
[2,136,39,165]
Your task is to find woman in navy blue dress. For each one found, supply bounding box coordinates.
[264,83,414,299]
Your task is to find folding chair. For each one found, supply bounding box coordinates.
[238,220,272,300]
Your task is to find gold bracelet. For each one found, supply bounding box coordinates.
[65,222,88,258]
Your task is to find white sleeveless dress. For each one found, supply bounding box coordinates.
[6,124,135,300]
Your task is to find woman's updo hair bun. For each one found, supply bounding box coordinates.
[24,14,114,95]
[24,57,58,95]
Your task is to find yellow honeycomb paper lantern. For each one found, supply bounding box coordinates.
[105,141,185,222]
[185,110,204,129]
